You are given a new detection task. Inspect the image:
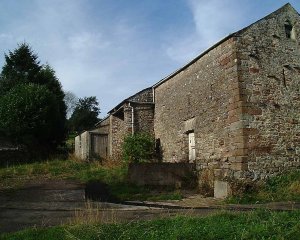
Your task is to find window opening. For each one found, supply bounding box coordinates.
[284,21,296,40]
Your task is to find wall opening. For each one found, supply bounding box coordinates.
[284,21,296,40]
[188,132,196,162]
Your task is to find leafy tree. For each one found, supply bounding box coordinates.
[122,133,155,163]
[37,64,67,144]
[0,84,61,151]
[64,91,78,118]
[69,96,100,132]
[0,43,67,151]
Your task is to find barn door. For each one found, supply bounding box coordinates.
[91,134,108,159]
[188,132,196,162]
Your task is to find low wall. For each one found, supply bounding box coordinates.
[128,163,196,188]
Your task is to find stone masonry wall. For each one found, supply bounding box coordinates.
[110,114,128,158]
[128,88,153,103]
[233,5,300,180]
[109,88,154,159]
[154,5,300,197]
[154,37,240,192]
[131,103,154,134]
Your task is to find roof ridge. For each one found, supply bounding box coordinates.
[153,3,299,89]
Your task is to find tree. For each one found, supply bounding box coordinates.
[69,96,100,132]
[64,91,78,119]
[37,64,67,144]
[0,43,41,94]
[0,43,67,152]
[0,84,61,150]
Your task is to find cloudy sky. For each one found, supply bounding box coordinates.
[0,0,299,116]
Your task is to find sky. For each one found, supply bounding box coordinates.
[0,0,300,117]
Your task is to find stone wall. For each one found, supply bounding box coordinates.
[128,88,153,103]
[132,103,155,134]
[109,89,155,159]
[154,37,238,191]
[232,5,300,180]
[110,114,128,158]
[154,4,300,197]
[128,163,196,187]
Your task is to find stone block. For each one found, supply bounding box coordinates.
[214,180,231,198]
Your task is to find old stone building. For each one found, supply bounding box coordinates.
[75,87,154,160]
[75,4,300,197]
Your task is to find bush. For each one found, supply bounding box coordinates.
[0,84,61,156]
[122,133,154,163]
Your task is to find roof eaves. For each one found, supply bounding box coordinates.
[152,3,298,89]
[152,34,234,88]
[107,87,152,114]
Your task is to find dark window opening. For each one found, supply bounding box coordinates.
[113,107,124,120]
[284,21,295,40]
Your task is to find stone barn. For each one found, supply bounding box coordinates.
[76,4,300,197]
[75,87,154,160]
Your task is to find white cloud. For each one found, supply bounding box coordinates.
[165,0,248,64]
[1,0,296,117]
[68,32,110,52]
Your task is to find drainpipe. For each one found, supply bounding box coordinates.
[152,87,155,103]
[129,102,134,135]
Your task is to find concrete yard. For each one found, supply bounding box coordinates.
[1,179,299,234]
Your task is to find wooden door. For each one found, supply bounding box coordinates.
[188,132,196,162]
[91,134,108,159]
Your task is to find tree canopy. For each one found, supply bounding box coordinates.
[64,91,78,119]
[0,43,67,154]
[0,84,61,147]
[0,43,41,94]
[69,96,100,132]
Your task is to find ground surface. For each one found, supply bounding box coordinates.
[0,179,216,233]
[1,179,300,234]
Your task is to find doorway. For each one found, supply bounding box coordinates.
[188,132,196,162]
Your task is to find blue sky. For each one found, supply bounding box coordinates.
[0,0,299,116]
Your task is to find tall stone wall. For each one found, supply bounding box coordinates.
[132,103,154,134]
[234,5,300,180]
[154,37,240,192]
[109,89,155,159]
[154,4,300,197]
[110,114,128,158]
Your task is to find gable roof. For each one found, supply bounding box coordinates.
[107,87,153,114]
[153,3,298,89]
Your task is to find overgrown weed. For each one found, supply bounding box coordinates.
[227,170,300,204]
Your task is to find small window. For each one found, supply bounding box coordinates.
[284,21,296,40]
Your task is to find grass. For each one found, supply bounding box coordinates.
[0,157,183,201]
[1,210,300,239]
[66,132,76,151]
[227,170,300,204]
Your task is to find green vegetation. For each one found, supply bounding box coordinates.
[0,84,62,156]
[2,210,300,240]
[228,170,300,204]
[0,43,67,156]
[123,133,155,163]
[68,96,100,132]
[0,158,182,201]
[65,132,76,151]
